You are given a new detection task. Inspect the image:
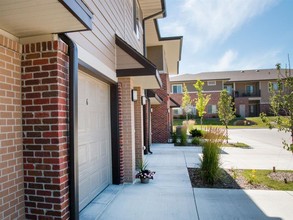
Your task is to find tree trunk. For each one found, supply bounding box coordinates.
[200,117,203,131]
[226,125,229,143]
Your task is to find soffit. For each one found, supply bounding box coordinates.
[0,0,92,38]
[138,0,165,18]
[115,34,162,89]
[145,19,182,75]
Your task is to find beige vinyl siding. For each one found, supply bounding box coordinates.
[147,46,163,70]
[184,80,223,92]
[203,80,223,91]
[68,0,143,71]
[260,81,270,103]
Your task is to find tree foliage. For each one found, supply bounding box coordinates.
[260,63,293,152]
[194,80,211,130]
[218,89,235,143]
[181,83,192,120]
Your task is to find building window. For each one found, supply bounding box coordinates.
[207,105,217,114]
[133,0,141,39]
[207,81,216,86]
[246,85,254,95]
[173,108,182,115]
[271,82,282,91]
[172,84,182,94]
[224,85,233,95]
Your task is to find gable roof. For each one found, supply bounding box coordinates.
[170,69,291,83]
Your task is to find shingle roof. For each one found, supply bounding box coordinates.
[170,69,291,82]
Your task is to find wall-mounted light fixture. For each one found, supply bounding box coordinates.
[132,89,138,101]
[141,96,147,105]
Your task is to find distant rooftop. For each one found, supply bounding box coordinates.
[170,69,291,82]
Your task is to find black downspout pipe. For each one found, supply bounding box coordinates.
[142,9,165,56]
[59,34,79,220]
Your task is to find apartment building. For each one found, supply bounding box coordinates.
[0,0,182,219]
[170,69,286,118]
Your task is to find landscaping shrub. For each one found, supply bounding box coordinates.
[180,127,187,145]
[200,127,225,185]
[190,128,203,137]
[171,132,178,144]
[192,137,201,145]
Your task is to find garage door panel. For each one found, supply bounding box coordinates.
[78,71,112,211]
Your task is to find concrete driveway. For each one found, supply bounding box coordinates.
[221,129,293,170]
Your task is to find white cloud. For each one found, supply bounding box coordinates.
[179,0,279,51]
[212,50,238,71]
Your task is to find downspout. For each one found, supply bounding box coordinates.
[142,9,165,56]
[142,6,165,153]
[58,34,79,220]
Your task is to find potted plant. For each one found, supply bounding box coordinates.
[135,160,155,183]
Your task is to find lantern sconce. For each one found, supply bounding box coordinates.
[132,89,138,101]
[141,96,147,105]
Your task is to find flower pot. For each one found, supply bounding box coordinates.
[140,178,149,184]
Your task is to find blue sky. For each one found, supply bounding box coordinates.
[158,0,293,74]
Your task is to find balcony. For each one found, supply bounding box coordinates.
[234,90,261,98]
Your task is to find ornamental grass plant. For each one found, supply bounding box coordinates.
[200,127,225,185]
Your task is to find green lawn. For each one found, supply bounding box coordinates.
[242,169,293,190]
[173,116,278,129]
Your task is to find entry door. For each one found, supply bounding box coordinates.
[239,104,246,117]
[78,71,112,211]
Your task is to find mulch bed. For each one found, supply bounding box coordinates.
[188,168,277,190]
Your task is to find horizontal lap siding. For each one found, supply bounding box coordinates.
[68,0,143,71]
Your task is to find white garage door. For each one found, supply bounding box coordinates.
[78,71,112,211]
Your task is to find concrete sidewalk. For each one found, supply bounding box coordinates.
[80,144,293,220]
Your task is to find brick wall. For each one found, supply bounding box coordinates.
[117,82,124,183]
[134,87,143,169]
[21,39,70,219]
[151,73,171,143]
[0,35,25,219]
[118,77,135,182]
[235,97,249,117]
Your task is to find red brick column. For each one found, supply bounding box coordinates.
[118,77,135,182]
[152,73,171,143]
[118,82,124,183]
[0,35,25,219]
[22,39,70,219]
[134,87,143,169]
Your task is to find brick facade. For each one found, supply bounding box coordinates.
[117,82,125,183]
[0,35,25,219]
[151,73,171,143]
[134,87,143,169]
[21,39,70,219]
[118,77,135,182]
[235,97,249,117]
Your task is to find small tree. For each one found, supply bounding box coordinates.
[181,83,192,121]
[261,63,293,152]
[218,89,236,143]
[194,80,211,130]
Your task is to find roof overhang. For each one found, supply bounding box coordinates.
[0,0,92,38]
[115,35,162,89]
[138,0,166,19]
[170,97,180,108]
[145,19,183,75]
[147,90,163,105]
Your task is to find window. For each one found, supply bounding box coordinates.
[133,0,141,39]
[224,85,233,95]
[173,108,182,115]
[207,81,216,86]
[246,85,254,95]
[172,84,182,94]
[271,82,282,91]
[207,105,217,114]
